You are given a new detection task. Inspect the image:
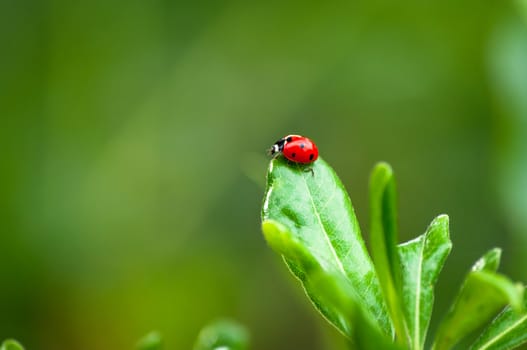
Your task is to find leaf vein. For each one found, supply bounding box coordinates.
[414,236,425,349]
[300,170,346,275]
[475,313,527,350]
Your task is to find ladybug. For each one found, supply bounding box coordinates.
[269,135,319,164]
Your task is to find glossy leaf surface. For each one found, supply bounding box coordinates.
[261,157,391,335]
[369,162,408,346]
[398,215,452,350]
[432,249,524,350]
[469,291,527,350]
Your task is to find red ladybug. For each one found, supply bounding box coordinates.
[269,135,319,164]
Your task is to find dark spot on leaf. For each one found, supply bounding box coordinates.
[281,206,305,227]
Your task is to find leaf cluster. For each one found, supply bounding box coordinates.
[260,157,527,350]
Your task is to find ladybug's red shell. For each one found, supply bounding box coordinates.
[270,135,318,164]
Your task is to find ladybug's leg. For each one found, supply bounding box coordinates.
[303,167,314,176]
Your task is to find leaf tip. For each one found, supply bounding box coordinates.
[193,319,249,350]
[261,219,308,259]
[472,248,502,272]
[435,213,449,224]
[371,162,394,183]
[0,340,25,350]
[136,331,163,350]
[428,214,451,241]
[261,219,288,253]
[488,247,502,263]
[374,161,393,174]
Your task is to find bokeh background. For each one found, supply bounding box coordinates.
[2,1,527,349]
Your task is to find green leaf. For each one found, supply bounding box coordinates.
[432,249,525,350]
[136,331,163,350]
[469,291,527,350]
[369,162,409,346]
[472,248,502,273]
[398,214,452,350]
[262,219,399,349]
[0,340,24,350]
[261,157,391,335]
[263,219,355,335]
[193,319,249,350]
[311,270,404,350]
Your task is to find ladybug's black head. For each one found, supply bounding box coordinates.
[268,143,279,155]
[268,138,286,156]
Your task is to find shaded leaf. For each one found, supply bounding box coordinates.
[311,270,404,350]
[398,214,452,350]
[261,157,391,335]
[369,162,408,346]
[469,291,527,350]
[263,219,354,335]
[193,319,249,350]
[262,219,399,348]
[432,249,524,350]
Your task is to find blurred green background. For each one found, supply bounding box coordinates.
[1,1,527,349]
